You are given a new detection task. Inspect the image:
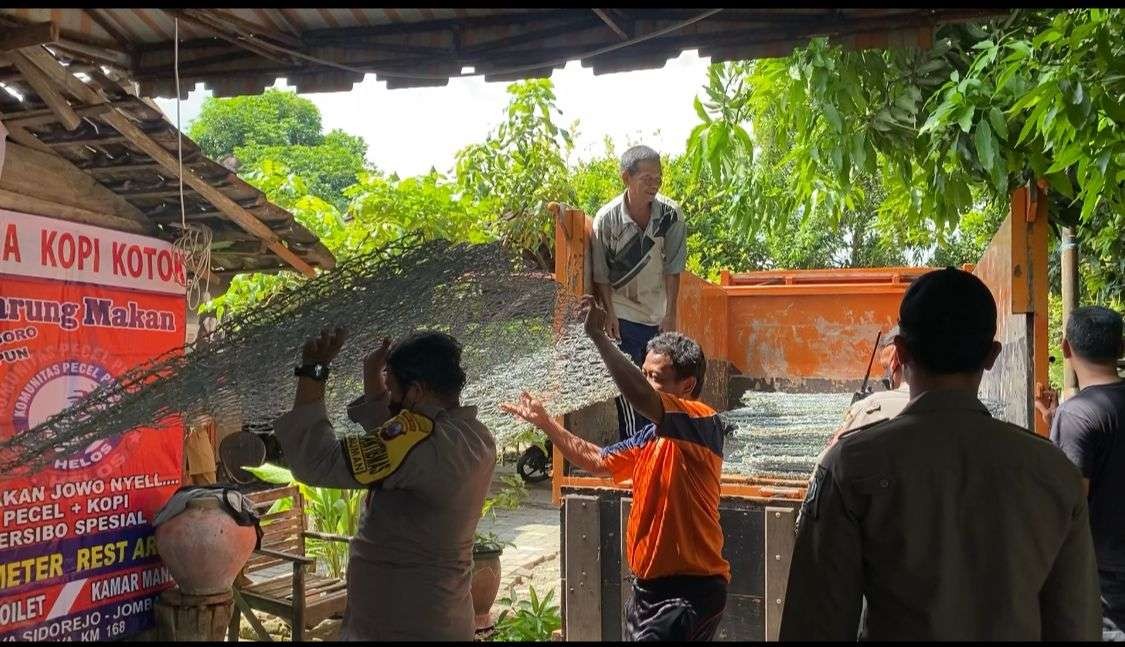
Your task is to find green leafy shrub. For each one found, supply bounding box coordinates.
[474,475,527,553]
[490,586,562,642]
[243,463,363,579]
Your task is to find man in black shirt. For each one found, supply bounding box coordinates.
[1037,305,1125,641]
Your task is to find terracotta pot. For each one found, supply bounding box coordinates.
[471,548,503,631]
[155,497,257,595]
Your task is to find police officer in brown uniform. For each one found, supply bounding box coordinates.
[779,267,1101,641]
[826,327,911,450]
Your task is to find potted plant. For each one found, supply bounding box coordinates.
[471,475,527,632]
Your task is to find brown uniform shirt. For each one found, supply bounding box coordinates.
[273,395,496,641]
[780,389,1101,641]
[837,383,911,437]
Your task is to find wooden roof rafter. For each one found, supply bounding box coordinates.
[0,34,334,276]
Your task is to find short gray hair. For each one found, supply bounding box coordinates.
[619,145,661,175]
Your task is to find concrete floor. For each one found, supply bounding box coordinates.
[477,464,562,616]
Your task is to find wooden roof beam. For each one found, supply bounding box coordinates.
[82,158,208,174]
[161,9,292,65]
[0,187,150,234]
[102,114,317,276]
[297,9,577,42]
[82,9,131,52]
[20,45,318,277]
[43,133,129,147]
[1,123,54,154]
[0,21,58,52]
[0,101,112,128]
[197,9,304,49]
[7,50,81,130]
[592,9,630,40]
[265,9,303,40]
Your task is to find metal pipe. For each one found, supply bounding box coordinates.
[1061,226,1078,398]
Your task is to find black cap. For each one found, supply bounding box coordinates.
[898,267,997,374]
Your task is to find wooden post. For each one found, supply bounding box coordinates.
[764,507,797,641]
[1060,226,1078,399]
[563,495,601,641]
[550,202,591,506]
[292,561,306,641]
[155,588,235,641]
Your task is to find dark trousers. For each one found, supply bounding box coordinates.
[624,575,727,641]
[616,319,660,441]
[1102,570,1125,641]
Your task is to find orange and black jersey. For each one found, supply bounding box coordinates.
[601,392,730,582]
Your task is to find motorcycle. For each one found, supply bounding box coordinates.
[516,438,553,483]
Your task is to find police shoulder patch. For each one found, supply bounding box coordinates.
[344,410,434,485]
[795,465,829,534]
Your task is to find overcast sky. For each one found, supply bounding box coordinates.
[155,50,712,177]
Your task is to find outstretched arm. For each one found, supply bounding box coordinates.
[501,392,609,476]
[581,295,664,423]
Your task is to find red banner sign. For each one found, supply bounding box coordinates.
[0,209,186,641]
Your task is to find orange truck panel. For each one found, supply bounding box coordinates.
[680,270,920,384]
[550,186,1051,499]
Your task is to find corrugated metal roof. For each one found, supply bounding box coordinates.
[0,8,1009,96]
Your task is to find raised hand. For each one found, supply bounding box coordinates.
[363,337,392,397]
[499,391,552,430]
[580,295,611,340]
[1034,382,1059,428]
[302,327,347,365]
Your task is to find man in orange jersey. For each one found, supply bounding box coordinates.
[502,295,729,641]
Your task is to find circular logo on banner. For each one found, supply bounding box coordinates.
[11,360,123,470]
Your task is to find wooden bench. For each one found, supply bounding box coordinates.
[229,485,349,641]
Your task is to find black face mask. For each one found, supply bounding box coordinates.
[388,383,414,417]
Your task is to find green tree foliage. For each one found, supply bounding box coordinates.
[681,64,953,277]
[189,90,369,209]
[236,129,369,209]
[188,88,322,158]
[202,80,576,319]
[201,160,495,319]
[688,9,1124,304]
[456,80,577,271]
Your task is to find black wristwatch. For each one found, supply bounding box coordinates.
[294,363,330,382]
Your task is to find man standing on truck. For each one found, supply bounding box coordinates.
[781,267,1101,641]
[590,145,688,441]
[501,296,728,641]
[1035,305,1125,641]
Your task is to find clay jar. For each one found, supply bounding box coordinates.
[155,497,257,595]
[471,548,503,631]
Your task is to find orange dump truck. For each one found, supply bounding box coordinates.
[548,186,1051,641]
